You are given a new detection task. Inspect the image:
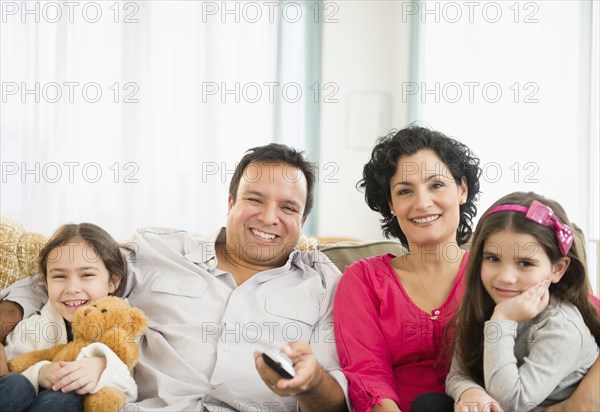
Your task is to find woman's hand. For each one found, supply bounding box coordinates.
[372,398,401,411]
[50,357,106,394]
[491,280,550,322]
[456,387,503,412]
[536,356,600,411]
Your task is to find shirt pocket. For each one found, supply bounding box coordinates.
[263,296,320,344]
[151,275,207,297]
[143,276,208,324]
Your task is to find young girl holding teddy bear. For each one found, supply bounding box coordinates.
[0,223,137,412]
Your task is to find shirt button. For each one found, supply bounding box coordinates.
[175,287,181,293]
[291,310,297,317]
[434,310,440,315]
[223,344,228,351]
[431,316,438,320]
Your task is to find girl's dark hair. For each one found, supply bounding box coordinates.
[38,223,129,297]
[359,126,481,248]
[451,192,600,385]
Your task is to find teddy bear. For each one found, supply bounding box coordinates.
[0,216,48,289]
[8,296,148,412]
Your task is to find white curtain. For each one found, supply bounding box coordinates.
[1,1,314,239]
[415,0,599,291]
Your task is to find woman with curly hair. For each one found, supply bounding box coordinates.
[333,126,479,412]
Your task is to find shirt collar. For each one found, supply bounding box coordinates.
[183,227,224,268]
[251,249,305,284]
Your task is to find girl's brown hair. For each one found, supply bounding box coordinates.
[38,223,129,297]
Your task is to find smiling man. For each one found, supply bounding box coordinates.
[0,144,349,412]
[218,161,310,284]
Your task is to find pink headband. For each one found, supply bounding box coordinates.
[486,200,574,256]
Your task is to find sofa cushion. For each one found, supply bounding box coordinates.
[319,240,406,273]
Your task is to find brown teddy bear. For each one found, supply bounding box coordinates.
[0,216,48,290]
[8,296,148,412]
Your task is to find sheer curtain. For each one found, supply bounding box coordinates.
[1,1,319,238]
[414,1,599,291]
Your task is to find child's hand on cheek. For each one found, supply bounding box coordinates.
[492,279,551,322]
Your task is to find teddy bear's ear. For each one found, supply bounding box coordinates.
[128,306,148,338]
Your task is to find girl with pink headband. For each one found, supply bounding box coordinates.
[445,192,600,411]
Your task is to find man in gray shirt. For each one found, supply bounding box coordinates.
[0,144,349,411]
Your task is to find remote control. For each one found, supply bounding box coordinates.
[262,349,296,379]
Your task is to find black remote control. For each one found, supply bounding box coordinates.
[262,349,296,379]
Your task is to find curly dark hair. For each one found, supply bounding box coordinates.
[359,126,481,248]
[229,143,316,218]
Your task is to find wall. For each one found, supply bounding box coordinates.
[317,1,412,241]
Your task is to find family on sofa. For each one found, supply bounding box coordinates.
[1,126,599,412]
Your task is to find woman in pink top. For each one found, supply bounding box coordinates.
[333,126,480,412]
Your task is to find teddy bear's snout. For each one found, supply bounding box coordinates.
[83,308,92,316]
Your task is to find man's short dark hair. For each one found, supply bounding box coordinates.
[229,143,316,218]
